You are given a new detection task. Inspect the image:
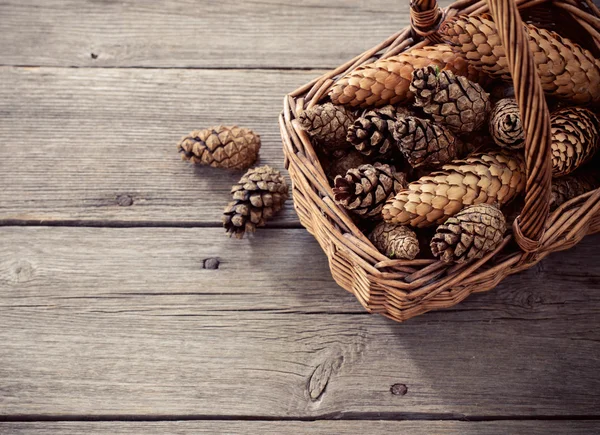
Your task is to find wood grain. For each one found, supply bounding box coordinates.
[1,227,599,417]
[0,0,452,69]
[2,421,599,435]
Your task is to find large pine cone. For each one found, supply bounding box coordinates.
[439,14,600,104]
[410,66,491,134]
[489,98,525,150]
[431,204,507,264]
[298,103,355,153]
[551,107,600,177]
[392,116,465,169]
[223,166,289,239]
[178,126,261,170]
[329,44,490,108]
[369,222,419,260]
[550,172,599,210]
[383,151,526,228]
[333,163,407,219]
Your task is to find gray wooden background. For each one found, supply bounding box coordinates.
[0,1,599,434]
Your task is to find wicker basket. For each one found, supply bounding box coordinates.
[280,0,600,322]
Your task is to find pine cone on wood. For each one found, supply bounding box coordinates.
[550,172,599,209]
[298,103,355,153]
[489,98,525,150]
[333,163,407,219]
[369,222,420,260]
[439,14,600,104]
[551,107,600,177]
[223,166,289,239]
[178,126,260,170]
[431,204,507,263]
[383,151,526,228]
[329,44,490,108]
[410,66,491,134]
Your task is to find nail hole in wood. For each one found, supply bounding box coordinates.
[91,52,99,59]
[391,383,408,396]
[203,258,220,270]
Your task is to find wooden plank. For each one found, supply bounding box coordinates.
[0,67,324,225]
[2,421,599,435]
[0,0,452,69]
[1,227,599,417]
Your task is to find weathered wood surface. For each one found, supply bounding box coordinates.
[1,227,599,417]
[0,0,452,69]
[2,421,599,435]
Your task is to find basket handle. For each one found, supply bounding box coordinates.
[487,0,552,253]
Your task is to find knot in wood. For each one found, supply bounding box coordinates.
[391,383,408,396]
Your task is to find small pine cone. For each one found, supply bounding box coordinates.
[369,222,420,260]
[347,106,409,157]
[439,14,600,104]
[333,163,407,219]
[431,204,507,264]
[178,126,261,170]
[383,151,526,228]
[410,67,491,134]
[298,103,355,153]
[489,98,525,150]
[551,108,600,177]
[392,116,465,169]
[329,44,490,108]
[550,172,599,210]
[223,166,289,239]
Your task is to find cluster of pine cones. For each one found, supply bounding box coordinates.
[298,12,600,264]
[177,126,289,239]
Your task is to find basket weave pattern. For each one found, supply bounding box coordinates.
[280,0,600,322]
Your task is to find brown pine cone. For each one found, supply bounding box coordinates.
[223,166,289,239]
[369,222,420,260]
[347,106,411,158]
[410,66,491,134]
[333,163,407,219]
[431,204,507,264]
[489,98,525,150]
[329,44,490,108]
[298,103,355,153]
[383,151,526,228]
[392,116,466,169]
[550,172,599,210]
[551,107,600,177]
[178,126,260,170]
[439,14,600,104]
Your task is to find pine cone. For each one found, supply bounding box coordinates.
[223,166,289,239]
[178,126,261,170]
[551,107,600,177]
[489,98,525,150]
[298,103,355,153]
[392,116,466,169]
[383,151,526,228]
[431,204,507,263]
[410,66,491,134]
[369,222,420,260]
[333,163,407,219]
[550,172,599,210]
[347,106,410,158]
[439,14,600,104]
[329,44,490,108]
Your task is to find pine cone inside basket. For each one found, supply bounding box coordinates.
[223,166,289,238]
[392,116,466,169]
[439,14,600,104]
[383,151,526,228]
[369,222,420,260]
[550,172,599,210]
[329,44,490,108]
[333,163,407,219]
[431,203,507,264]
[347,105,412,158]
[489,98,525,150]
[551,107,600,177]
[410,66,491,134]
[178,126,261,170]
[298,103,355,154]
